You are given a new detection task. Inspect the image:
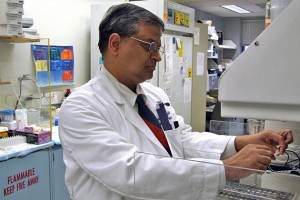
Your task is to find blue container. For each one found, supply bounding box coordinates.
[1,110,14,122]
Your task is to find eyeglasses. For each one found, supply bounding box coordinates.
[130,37,164,55]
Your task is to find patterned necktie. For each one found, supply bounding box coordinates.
[136,95,172,156]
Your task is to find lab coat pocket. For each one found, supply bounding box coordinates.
[164,127,183,158]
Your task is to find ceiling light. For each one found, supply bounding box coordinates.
[221,5,251,14]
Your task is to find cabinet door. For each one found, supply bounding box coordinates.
[50,146,71,200]
[0,150,51,200]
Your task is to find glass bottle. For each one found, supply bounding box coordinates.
[64,88,71,98]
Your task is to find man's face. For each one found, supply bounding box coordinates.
[117,23,162,89]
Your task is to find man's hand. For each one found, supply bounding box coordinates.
[223,129,293,180]
[234,129,293,155]
[223,144,274,180]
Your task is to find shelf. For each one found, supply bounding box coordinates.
[208,36,218,41]
[0,82,11,85]
[217,40,237,49]
[0,36,53,139]
[206,105,215,112]
[0,36,40,43]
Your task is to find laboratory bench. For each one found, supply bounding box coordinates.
[0,128,71,200]
[1,125,299,200]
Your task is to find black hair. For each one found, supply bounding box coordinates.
[98,3,165,56]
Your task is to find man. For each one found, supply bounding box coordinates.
[59,3,293,200]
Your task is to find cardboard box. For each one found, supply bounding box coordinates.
[0,131,8,138]
[15,128,51,145]
[0,126,9,138]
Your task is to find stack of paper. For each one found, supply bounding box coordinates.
[0,0,24,37]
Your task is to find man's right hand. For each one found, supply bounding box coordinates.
[222,144,274,180]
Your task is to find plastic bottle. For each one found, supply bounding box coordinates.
[15,109,27,130]
[61,88,71,104]
[52,108,60,126]
[265,0,271,28]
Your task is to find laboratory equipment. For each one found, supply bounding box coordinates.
[216,181,297,200]
[218,0,300,197]
[218,0,300,122]
[0,135,26,151]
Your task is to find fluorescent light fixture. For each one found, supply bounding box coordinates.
[221,5,251,14]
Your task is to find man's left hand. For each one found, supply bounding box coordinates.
[235,129,293,155]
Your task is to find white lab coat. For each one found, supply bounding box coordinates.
[59,67,236,200]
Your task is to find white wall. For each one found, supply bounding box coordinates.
[0,0,125,109]
[223,17,242,61]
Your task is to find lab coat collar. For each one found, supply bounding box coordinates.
[98,67,168,155]
[99,67,136,107]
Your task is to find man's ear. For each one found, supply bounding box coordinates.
[108,33,121,56]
